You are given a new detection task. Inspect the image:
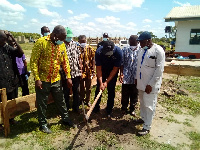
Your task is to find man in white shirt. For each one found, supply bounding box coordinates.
[135,31,165,136]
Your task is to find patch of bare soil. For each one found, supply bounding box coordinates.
[50,73,199,149]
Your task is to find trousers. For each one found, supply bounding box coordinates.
[121,84,138,112]
[35,80,70,126]
[138,90,158,130]
[80,78,92,103]
[94,74,118,114]
[63,77,80,111]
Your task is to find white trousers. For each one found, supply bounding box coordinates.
[138,90,158,130]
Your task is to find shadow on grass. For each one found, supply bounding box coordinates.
[0,102,79,138]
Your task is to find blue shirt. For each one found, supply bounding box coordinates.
[122,46,139,84]
[95,46,122,76]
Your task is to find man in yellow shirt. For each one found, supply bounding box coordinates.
[30,25,75,134]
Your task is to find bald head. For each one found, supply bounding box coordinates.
[50,25,67,44]
[129,35,138,46]
[0,30,7,47]
[52,25,66,35]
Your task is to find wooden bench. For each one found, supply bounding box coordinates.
[0,88,54,137]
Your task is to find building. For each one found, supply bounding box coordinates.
[165,5,200,58]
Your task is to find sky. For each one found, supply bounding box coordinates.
[0,0,199,38]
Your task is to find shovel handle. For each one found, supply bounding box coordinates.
[85,90,102,120]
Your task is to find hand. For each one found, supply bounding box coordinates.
[67,78,72,88]
[100,82,106,91]
[102,82,107,89]
[4,31,13,39]
[119,75,123,83]
[135,79,137,85]
[145,85,152,94]
[35,80,42,89]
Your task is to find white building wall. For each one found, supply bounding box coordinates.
[176,20,200,53]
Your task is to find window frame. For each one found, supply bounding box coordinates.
[189,29,200,45]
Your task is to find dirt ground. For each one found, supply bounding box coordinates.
[49,73,199,149]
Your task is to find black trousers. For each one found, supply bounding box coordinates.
[20,74,29,96]
[121,84,138,112]
[62,77,80,111]
[94,73,118,114]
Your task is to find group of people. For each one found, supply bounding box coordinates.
[0,25,165,136]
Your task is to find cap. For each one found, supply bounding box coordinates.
[102,40,114,56]
[65,27,74,37]
[137,31,151,41]
[103,32,109,38]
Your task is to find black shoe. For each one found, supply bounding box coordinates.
[39,126,52,134]
[107,113,112,119]
[9,118,18,125]
[63,120,77,128]
[73,108,80,114]
[133,118,144,124]
[93,108,100,113]
[137,128,150,136]
[121,108,128,114]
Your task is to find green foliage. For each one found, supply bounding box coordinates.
[187,131,200,150]
[183,119,192,127]
[95,130,118,147]
[10,31,41,39]
[164,115,181,124]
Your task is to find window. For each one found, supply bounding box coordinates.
[190,29,200,45]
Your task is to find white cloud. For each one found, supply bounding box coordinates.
[155,20,163,23]
[17,0,62,8]
[88,22,96,26]
[127,22,137,27]
[39,9,60,18]
[96,0,144,12]
[68,10,73,14]
[71,13,90,21]
[143,19,152,23]
[31,18,39,24]
[0,0,25,25]
[95,16,120,25]
[173,1,191,6]
[143,25,151,28]
[0,0,25,12]
[2,19,17,25]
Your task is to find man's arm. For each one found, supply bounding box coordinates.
[23,59,28,73]
[119,65,124,83]
[30,40,43,89]
[104,66,119,86]
[5,31,24,57]
[62,45,72,88]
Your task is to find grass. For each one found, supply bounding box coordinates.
[160,77,200,116]
[135,134,177,150]
[95,130,118,147]
[164,115,181,124]
[187,131,200,150]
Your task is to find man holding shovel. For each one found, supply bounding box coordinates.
[93,40,122,118]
